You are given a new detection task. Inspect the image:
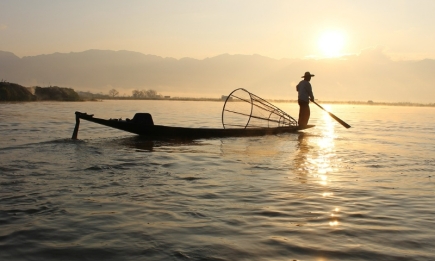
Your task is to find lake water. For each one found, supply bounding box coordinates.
[1,100,434,261]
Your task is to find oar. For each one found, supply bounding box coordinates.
[312,100,351,128]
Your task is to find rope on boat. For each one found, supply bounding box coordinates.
[221,88,297,129]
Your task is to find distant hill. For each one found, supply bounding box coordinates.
[34,86,80,101]
[1,49,434,103]
[0,81,80,101]
[0,81,36,101]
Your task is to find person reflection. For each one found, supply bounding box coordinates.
[294,132,312,183]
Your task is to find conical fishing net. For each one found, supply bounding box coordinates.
[222,88,297,129]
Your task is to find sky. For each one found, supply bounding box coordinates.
[1,0,435,60]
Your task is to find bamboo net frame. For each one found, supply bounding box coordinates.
[222,88,297,129]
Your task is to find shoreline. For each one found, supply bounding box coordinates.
[1,98,434,107]
[98,97,435,107]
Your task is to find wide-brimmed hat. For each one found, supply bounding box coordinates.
[302,72,315,78]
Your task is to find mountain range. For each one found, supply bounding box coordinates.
[1,48,434,102]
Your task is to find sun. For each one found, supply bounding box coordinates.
[318,31,345,57]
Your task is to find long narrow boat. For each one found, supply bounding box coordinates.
[72,88,314,139]
[72,111,314,139]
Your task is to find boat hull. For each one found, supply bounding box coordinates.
[74,112,314,139]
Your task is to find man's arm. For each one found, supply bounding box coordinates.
[308,83,314,101]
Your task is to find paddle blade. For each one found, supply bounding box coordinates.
[327,111,351,128]
[313,101,351,129]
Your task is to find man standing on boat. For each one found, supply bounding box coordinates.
[296,71,315,127]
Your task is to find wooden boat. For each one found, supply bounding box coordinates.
[72,88,314,139]
[72,111,314,139]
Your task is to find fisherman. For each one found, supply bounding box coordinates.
[296,71,315,127]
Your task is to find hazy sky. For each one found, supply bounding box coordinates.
[1,0,435,60]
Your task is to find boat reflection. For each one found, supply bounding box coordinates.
[113,136,204,152]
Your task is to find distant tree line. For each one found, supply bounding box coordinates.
[105,88,162,99]
[131,89,161,99]
[108,89,119,97]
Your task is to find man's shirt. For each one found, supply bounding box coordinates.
[296,80,314,102]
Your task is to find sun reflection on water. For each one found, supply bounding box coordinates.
[294,104,343,228]
[322,192,333,197]
[329,220,339,227]
[329,207,341,227]
[294,108,337,181]
[314,106,337,186]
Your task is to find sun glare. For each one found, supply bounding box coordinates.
[318,31,345,58]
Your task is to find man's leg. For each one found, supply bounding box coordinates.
[304,104,310,126]
[298,100,309,127]
[298,103,304,126]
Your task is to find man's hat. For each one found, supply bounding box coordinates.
[302,71,315,78]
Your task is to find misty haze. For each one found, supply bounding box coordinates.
[3,1,435,261]
[1,48,434,103]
